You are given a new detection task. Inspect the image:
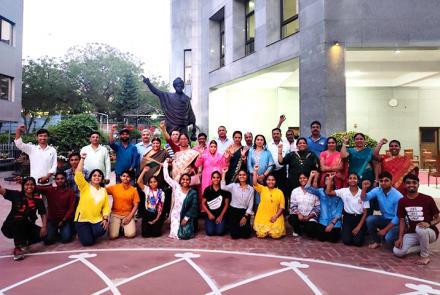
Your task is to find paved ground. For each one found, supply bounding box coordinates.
[0,175,439,294]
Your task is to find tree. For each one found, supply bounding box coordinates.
[114,73,139,122]
[22,57,82,131]
[64,43,143,115]
[48,114,99,156]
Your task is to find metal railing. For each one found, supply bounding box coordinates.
[0,143,21,158]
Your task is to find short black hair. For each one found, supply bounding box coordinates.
[379,171,393,181]
[272,128,282,134]
[389,140,401,147]
[121,170,133,178]
[310,121,321,128]
[403,173,419,183]
[89,131,101,137]
[36,129,49,136]
[198,132,207,139]
[68,152,81,160]
[55,171,67,178]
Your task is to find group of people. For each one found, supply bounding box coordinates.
[0,117,438,266]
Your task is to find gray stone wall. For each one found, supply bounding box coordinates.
[0,0,23,122]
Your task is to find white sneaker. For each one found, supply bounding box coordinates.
[292,231,299,237]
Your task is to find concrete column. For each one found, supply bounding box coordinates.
[299,0,346,137]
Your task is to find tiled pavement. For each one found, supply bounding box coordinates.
[0,177,439,284]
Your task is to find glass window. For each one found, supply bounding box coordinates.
[281,0,299,38]
[0,74,12,101]
[0,17,14,45]
[220,19,225,67]
[184,49,192,85]
[245,0,255,55]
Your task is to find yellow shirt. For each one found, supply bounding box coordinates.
[253,183,286,239]
[74,172,110,223]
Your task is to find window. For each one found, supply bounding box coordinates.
[0,74,13,101]
[220,19,225,67]
[245,0,255,55]
[184,49,192,85]
[281,0,299,38]
[0,17,14,45]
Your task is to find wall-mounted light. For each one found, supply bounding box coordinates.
[393,49,401,54]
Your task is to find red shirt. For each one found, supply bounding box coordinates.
[38,186,76,222]
[397,193,439,238]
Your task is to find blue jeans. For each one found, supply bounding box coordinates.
[75,221,106,246]
[205,217,226,236]
[366,215,399,245]
[45,220,74,244]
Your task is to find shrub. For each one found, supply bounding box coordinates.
[49,114,99,156]
[330,131,377,149]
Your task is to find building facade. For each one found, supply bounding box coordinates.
[170,0,440,157]
[0,0,23,123]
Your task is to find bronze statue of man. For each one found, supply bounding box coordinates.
[142,75,197,140]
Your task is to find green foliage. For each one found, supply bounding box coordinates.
[22,43,168,126]
[114,73,139,122]
[0,133,9,144]
[22,57,83,130]
[330,131,377,148]
[48,114,99,156]
[65,43,143,114]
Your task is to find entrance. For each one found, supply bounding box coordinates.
[420,127,439,169]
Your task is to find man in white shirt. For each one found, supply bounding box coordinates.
[268,128,290,205]
[14,126,57,185]
[80,131,111,183]
[277,115,298,152]
[216,125,233,155]
[135,129,152,174]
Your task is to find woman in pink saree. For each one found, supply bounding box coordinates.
[319,137,343,188]
[195,140,228,201]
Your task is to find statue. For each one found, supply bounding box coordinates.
[142,75,197,141]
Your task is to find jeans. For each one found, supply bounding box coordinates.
[366,215,399,245]
[75,221,106,246]
[45,220,74,244]
[393,227,437,258]
[204,217,226,236]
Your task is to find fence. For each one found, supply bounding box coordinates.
[0,143,21,159]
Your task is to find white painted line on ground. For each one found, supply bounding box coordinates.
[92,258,185,295]
[176,253,221,295]
[77,256,121,295]
[0,248,438,287]
[210,266,292,294]
[281,262,323,295]
[399,283,440,295]
[0,259,79,293]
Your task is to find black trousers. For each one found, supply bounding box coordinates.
[316,223,341,243]
[228,207,252,239]
[141,210,164,237]
[2,219,42,247]
[288,214,319,238]
[341,212,366,247]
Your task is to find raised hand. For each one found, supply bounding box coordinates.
[141,75,150,84]
[362,180,371,190]
[343,135,349,145]
[379,138,388,145]
[279,115,286,125]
